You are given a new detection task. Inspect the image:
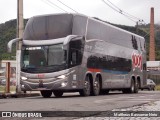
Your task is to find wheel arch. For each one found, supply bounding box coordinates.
[131,75,136,82]
[85,72,93,86]
[131,75,137,86]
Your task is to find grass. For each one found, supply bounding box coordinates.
[155,84,160,91]
[0,85,16,93]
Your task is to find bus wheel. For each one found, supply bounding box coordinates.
[79,76,91,96]
[91,77,100,96]
[41,90,52,98]
[53,91,63,97]
[129,80,135,93]
[122,80,136,94]
[128,79,136,93]
[134,81,139,93]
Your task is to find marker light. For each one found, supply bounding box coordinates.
[61,82,67,87]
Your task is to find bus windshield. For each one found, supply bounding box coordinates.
[21,44,67,73]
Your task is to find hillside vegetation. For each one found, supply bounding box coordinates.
[0,19,28,60]
[0,18,160,60]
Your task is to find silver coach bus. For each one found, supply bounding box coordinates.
[8,13,146,98]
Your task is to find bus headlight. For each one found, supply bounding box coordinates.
[57,75,66,79]
[21,76,28,80]
[21,85,25,88]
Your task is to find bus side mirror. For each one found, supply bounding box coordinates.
[63,35,78,50]
[63,35,83,50]
[7,38,22,53]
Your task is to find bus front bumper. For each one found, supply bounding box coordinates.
[20,78,71,91]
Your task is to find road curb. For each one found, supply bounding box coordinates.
[0,93,40,99]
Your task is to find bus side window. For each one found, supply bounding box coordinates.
[69,38,84,67]
[70,50,78,66]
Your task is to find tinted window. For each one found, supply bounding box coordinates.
[21,44,67,73]
[69,39,84,67]
[87,55,132,72]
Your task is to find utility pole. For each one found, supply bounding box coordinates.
[17,0,24,43]
[16,0,24,93]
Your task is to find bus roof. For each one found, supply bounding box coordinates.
[23,13,145,50]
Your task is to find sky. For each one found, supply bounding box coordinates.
[0,0,160,26]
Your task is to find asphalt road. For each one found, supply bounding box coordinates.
[0,91,160,119]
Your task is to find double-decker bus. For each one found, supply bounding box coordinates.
[8,13,146,98]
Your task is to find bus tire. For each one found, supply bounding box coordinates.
[53,91,63,97]
[41,90,52,98]
[134,81,139,93]
[128,79,136,93]
[153,87,155,91]
[91,76,100,96]
[79,76,91,96]
[122,79,136,94]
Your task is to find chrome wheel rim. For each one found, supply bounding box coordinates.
[94,79,100,94]
[84,80,90,94]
